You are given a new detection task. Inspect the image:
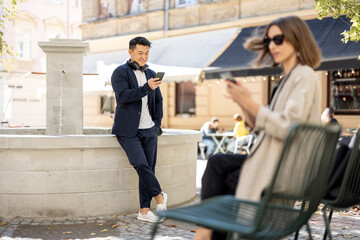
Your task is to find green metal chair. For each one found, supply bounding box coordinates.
[151,123,341,240]
[321,132,360,240]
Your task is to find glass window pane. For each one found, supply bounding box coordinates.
[176,0,197,7]
[75,0,82,8]
[16,26,33,61]
[101,95,115,114]
[99,0,116,18]
[330,69,360,113]
[176,81,196,115]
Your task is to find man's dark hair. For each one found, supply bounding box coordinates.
[211,117,219,123]
[129,37,151,50]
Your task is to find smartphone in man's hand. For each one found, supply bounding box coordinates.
[220,72,236,83]
[154,72,165,82]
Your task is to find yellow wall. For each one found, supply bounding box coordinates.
[336,116,360,131]
[160,77,266,131]
[83,71,359,132]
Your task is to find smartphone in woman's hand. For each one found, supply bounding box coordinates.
[220,72,236,83]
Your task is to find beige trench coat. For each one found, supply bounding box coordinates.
[235,64,321,201]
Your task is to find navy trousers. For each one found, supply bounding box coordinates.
[116,126,162,208]
[201,153,247,240]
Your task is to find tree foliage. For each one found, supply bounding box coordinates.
[315,0,360,43]
[1,0,23,72]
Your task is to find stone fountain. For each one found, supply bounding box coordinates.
[0,39,201,219]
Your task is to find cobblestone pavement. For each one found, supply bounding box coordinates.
[1,204,359,239]
[1,159,359,239]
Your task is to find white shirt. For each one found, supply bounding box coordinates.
[133,70,155,129]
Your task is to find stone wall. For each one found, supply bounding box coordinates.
[0,129,201,219]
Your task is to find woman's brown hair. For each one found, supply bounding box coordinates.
[244,16,322,69]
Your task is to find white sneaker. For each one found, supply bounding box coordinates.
[137,210,162,223]
[156,192,168,212]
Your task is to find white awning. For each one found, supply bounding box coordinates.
[83,27,238,83]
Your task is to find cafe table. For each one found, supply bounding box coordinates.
[207,131,234,154]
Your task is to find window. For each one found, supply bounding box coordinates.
[128,0,145,14]
[99,0,115,19]
[16,26,34,61]
[101,95,115,114]
[75,0,82,8]
[175,0,197,7]
[329,69,360,114]
[175,81,196,115]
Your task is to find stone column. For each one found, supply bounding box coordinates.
[38,39,89,135]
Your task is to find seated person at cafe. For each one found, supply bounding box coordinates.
[321,107,339,126]
[200,117,220,158]
[226,113,249,153]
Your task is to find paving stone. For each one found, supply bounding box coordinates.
[9,220,21,225]
[19,220,32,225]
[1,226,17,237]
[41,220,53,225]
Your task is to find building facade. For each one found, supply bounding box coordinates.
[80,0,358,131]
[0,0,82,127]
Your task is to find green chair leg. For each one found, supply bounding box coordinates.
[294,229,299,240]
[151,221,160,240]
[322,206,333,240]
[294,200,308,240]
[306,222,313,240]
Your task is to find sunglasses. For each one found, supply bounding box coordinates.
[263,34,285,47]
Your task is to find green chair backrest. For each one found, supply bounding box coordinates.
[255,123,341,234]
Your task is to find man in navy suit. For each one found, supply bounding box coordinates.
[111,37,167,222]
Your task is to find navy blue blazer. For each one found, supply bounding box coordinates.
[111,61,163,137]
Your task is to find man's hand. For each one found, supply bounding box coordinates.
[148,78,162,90]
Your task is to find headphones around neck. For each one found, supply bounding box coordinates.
[127,60,149,72]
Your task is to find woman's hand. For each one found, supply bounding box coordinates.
[225,79,260,128]
[225,80,252,107]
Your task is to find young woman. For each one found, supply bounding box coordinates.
[194,16,322,240]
